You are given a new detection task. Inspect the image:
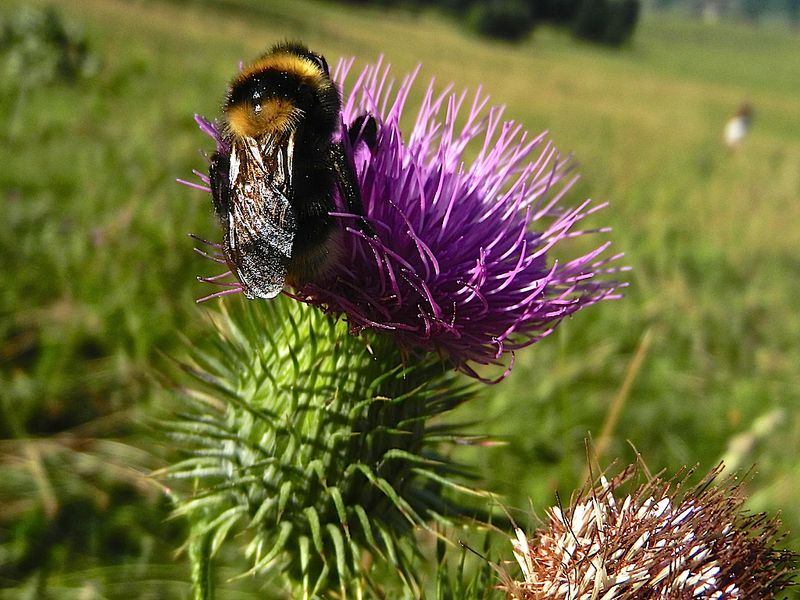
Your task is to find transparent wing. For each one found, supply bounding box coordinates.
[224,133,297,299]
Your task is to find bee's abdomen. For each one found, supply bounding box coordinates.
[287,137,337,271]
[287,211,339,287]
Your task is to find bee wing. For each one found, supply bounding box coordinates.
[225,134,297,299]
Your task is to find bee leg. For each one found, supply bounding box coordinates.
[331,139,375,237]
[347,114,378,151]
[209,152,231,223]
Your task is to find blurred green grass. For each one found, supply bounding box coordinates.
[1,0,798,595]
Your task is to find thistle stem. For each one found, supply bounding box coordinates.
[189,526,214,600]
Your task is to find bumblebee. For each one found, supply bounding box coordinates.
[209,41,374,299]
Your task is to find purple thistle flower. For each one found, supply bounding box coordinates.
[182,58,624,378]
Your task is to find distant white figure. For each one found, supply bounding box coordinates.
[724,103,753,148]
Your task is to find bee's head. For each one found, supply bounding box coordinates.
[224,43,340,139]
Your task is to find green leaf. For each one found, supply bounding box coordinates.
[304,506,325,557]
[247,520,293,575]
[325,523,348,585]
[327,486,349,534]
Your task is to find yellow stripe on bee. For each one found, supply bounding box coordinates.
[226,98,303,138]
[233,53,325,88]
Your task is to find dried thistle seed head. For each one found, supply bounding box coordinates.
[503,465,796,599]
[164,299,487,596]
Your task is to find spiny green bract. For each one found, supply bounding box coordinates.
[165,298,486,597]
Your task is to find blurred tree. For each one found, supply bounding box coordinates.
[531,0,581,22]
[787,0,800,23]
[573,0,609,42]
[572,0,639,45]
[467,0,535,40]
[741,0,768,20]
[438,0,475,12]
[605,0,640,44]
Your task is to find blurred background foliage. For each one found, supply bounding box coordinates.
[0,0,798,596]
[340,0,642,45]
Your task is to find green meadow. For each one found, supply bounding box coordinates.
[2,0,799,595]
